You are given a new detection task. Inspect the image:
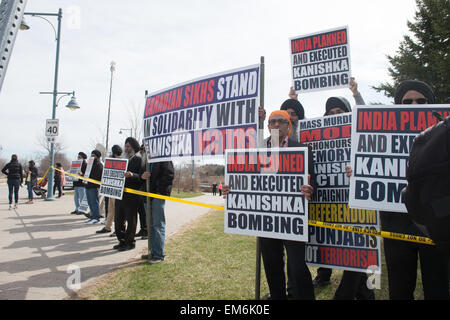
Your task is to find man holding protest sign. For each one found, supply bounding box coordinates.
[346,80,449,299]
[113,137,144,252]
[84,150,103,224]
[224,109,316,300]
[382,80,449,299]
[97,145,123,234]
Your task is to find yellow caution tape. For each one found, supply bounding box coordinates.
[309,220,435,246]
[53,167,224,211]
[37,167,50,185]
[52,166,435,246]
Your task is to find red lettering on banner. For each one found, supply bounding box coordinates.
[291,37,313,53]
[144,88,183,117]
[312,30,347,49]
[195,127,257,156]
[105,160,127,170]
[183,80,216,108]
[319,247,378,269]
[300,125,350,142]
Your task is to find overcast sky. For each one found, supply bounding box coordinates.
[0,0,418,165]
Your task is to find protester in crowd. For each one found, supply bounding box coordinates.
[141,154,175,264]
[223,110,316,299]
[97,145,122,234]
[2,154,23,210]
[135,144,148,239]
[322,86,375,300]
[346,80,449,300]
[53,163,64,198]
[113,137,144,251]
[218,182,223,196]
[25,160,38,204]
[312,79,375,300]
[71,152,87,215]
[84,150,103,225]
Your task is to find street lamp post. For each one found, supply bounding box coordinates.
[105,61,116,153]
[22,8,77,201]
[119,128,133,137]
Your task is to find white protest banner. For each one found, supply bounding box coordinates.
[99,158,128,200]
[65,160,83,188]
[349,105,450,212]
[225,147,309,242]
[299,114,381,273]
[77,157,94,214]
[143,64,260,163]
[290,26,351,93]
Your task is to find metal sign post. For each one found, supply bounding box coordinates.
[255,56,265,300]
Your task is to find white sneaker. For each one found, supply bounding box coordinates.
[85,218,93,223]
[87,219,100,225]
[100,219,106,225]
[14,204,18,209]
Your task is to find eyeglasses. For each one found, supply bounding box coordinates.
[402,98,428,104]
[268,119,289,125]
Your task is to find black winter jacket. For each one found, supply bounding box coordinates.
[146,161,175,196]
[85,159,103,189]
[26,166,38,186]
[122,153,145,200]
[2,160,23,183]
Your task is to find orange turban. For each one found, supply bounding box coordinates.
[269,110,292,136]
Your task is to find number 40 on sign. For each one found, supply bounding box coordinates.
[46,119,59,137]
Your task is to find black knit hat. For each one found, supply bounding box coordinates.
[91,149,101,159]
[280,99,305,120]
[78,152,87,159]
[125,137,140,153]
[111,144,123,157]
[325,97,352,115]
[394,80,435,104]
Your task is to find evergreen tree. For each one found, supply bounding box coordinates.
[373,0,450,102]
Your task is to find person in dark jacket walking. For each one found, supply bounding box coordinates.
[2,154,23,210]
[25,160,38,203]
[113,137,144,251]
[84,150,103,224]
[53,163,64,198]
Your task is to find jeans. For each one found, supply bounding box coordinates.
[74,186,86,212]
[26,181,34,200]
[7,179,20,204]
[85,188,101,220]
[53,179,62,197]
[151,198,166,259]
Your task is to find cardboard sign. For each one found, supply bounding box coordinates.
[143,64,260,163]
[65,160,83,188]
[299,114,381,273]
[99,158,128,200]
[290,26,351,93]
[349,105,450,212]
[225,147,309,242]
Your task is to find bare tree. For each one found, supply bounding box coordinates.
[124,100,144,143]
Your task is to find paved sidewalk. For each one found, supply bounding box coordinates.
[0,187,224,300]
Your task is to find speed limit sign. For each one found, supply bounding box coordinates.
[46,119,59,137]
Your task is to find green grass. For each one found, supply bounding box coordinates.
[170,190,204,199]
[83,210,425,300]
